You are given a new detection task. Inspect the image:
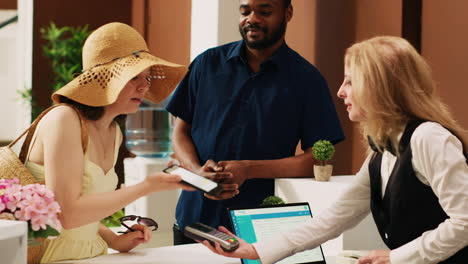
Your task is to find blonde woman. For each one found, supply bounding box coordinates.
[202,36,468,264]
[23,22,220,263]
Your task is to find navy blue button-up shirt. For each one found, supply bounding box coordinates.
[167,40,344,229]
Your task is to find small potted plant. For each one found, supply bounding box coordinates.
[312,140,335,181]
[260,195,285,206]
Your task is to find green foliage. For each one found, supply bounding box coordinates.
[312,140,335,166]
[28,223,59,240]
[101,209,125,227]
[40,22,91,93]
[261,195,285,206]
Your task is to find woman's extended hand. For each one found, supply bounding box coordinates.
[201,226,260,260]
[109,224,152,253]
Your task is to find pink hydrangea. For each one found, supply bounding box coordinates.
[0,178,62,236]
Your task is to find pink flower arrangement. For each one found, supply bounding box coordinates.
[0,178,61,239]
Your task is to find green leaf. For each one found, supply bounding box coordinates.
[33,21,92,118]
[101,209,125,227]
[29,224,60,239]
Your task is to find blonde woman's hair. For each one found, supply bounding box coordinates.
[345,36,467,154]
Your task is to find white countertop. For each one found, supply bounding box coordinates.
[51,243,337,264]
[0,220,28,264]
[52,243,242,264]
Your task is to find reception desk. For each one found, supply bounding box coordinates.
[52,243,240,264]
[52,243,336,264]
[0,220,27,264]
[275,176,388,257]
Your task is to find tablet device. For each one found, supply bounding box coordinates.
[228,202,326,264]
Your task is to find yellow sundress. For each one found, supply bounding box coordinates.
[26,124,121,263]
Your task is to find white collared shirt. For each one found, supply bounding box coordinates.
[254,122,468,264]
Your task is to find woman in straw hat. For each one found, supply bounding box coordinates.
[202,36,468,264]
[23,22,208,263]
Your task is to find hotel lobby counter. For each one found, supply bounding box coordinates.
[51,243,337,264]
[51,243,241,264]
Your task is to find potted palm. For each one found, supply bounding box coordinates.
[312,140,335,181]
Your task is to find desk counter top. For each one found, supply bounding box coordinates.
[53,243,241,264]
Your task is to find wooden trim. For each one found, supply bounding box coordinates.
[0,0,16,9]
[402,0,422,52]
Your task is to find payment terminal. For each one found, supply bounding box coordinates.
[184,222,240,252]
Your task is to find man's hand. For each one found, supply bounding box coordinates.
[217,160,249,187]
[198,160,239,200]
[357,250,391,264]
[204,160,249,200]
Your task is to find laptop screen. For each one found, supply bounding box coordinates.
[228,203,326,264]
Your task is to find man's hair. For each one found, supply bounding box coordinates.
[283,0,291,8]
[345,36,467,154]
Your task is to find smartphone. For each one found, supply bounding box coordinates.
[184,222,240,252]
[163,165,223,195]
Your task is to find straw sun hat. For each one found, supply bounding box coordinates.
[52,22,188,106]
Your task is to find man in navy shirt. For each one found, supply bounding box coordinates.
[166,0,344,245]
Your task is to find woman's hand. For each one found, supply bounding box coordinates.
[145,172,195,192]
[109,224,153,253]
[201,226,260,260]
[357,250,390,264]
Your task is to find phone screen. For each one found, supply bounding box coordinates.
[164,165,218,193]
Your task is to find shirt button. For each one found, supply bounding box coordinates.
[384,233,388,239]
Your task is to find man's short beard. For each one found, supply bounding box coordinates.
[239,18,287,50]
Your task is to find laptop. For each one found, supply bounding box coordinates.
[228,202,326,264]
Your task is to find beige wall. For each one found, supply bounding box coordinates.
[287,0,468,175]
[421,0,468,131]
[286,0,404,174]
[145,1,192,65]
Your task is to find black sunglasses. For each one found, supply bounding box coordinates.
[117,215,158,234]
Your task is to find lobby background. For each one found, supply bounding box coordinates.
[1,0,467,178]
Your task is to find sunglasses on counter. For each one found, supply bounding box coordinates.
[118,215,158,234]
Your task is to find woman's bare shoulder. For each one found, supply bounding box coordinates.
[39,105,82,127]
[36,105,85,141]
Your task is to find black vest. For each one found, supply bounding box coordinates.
[368,120,468,263]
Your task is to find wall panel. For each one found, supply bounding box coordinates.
[421,0,468,131]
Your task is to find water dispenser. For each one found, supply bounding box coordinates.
[125,100,173,158]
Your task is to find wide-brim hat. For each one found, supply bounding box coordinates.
[52,22,188,106]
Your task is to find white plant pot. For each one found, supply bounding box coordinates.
[314,165,333,182]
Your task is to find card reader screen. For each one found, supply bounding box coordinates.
[166,166,218,193]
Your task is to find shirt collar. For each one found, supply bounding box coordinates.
[226,40,290,70]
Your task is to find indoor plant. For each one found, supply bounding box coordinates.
[260,195,285,206]
[21,22,92,120]
[312,140,335,181]
[0,178,62,264]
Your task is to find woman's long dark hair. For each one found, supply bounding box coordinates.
[57,95,126,126]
